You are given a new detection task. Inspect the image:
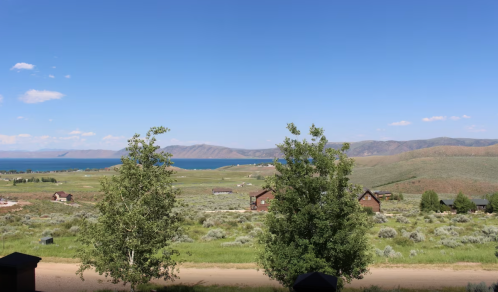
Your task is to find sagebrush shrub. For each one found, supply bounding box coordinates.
[202,228,226,241]
[235,236,252,244]
[202,219,215,228]
[396,216,410,224]
[373,213,388,223]
[452,215,471,223]
[382,245,402,258]
[409,231,425,242]
[440,238,462,248]
[69,226,80,234]
[409,250,417,257]
[173,234,194,243]
[248,227,263,238]
[41,229,52,237]
[378,227,397,238]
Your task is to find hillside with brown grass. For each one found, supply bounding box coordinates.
[351,145,498,195]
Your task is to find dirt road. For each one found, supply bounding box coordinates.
[35,263,498,292]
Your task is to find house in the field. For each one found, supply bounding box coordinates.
[358,189,381,212]
[374,191,392,200]
[249,189,275,211]
[212,188,233,195]
[440,199,489,212]
[52,191,72,202]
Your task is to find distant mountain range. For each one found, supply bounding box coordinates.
[1,137,498,159]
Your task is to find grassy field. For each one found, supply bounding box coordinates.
[1,160,498,266]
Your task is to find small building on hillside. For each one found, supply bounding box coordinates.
[212,188,233,195]
[52,191,72,202]
[249,188,338,212]
[249,189,275,211]
[374,191,392,200]
[440,199,489,212]
[358,189,381,212]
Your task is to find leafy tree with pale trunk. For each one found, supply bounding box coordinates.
[75,127,185,292]
[420,190,440,212]
[257,123,372,290]
[454,191,473,214]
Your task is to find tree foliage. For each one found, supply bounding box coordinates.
[257,123,372,289]
[420,190,439,212]
[485,192,498,213]
[75,127,185,291]
[454,191,473,214]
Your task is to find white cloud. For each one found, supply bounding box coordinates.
[465,125,486,133]
[102,135,125,140]
[19,89,65,104]
[40,135,50,139]
[81,132,96,136]
[0,134,17,145]
[388,121,411,126]
[49,75,55,78]
[266,139,271,142]
[376,128,386,132]
[17,116,24,119]
[11,62,35,70]
[52,66,56,69]
[18,134,31,138]
[450,116,460,120]
[65,75,71,79]
[422,116,446,122]
[463,115,471,119]
[59,136,80,140]
[69,130,82,135]
[0,94,3,103]
[49,119,53,122]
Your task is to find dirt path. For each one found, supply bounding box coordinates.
[34,263,498,292]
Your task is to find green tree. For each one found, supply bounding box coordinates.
[454,191,472,214]
[76,127,185,292]
[419,190,439,212]
[257,123,372,290]
[485,193,498,213]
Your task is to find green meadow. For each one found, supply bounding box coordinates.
[1,164,498,266]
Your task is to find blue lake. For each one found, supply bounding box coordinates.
[0,158,283,172]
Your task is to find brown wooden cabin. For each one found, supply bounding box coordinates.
[52,191,72,202]
[249,189,275,211]
[358,189,381,212]
[374,191,392,200]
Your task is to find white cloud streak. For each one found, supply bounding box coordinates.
[18,134,31,137]
[465,125,486,133]
[82,132,96,136]
[65,75,71,79]
[422,116,446,122]
[463,115,471,119]
[49,75,55,78]
[19,90,65,104]
[0,135,17,144]
[69,130,82,135]
[11,63,35,70]
[0,94,3,104]
[388,121,411,126]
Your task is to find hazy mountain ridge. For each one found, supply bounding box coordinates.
[2,137,498,159]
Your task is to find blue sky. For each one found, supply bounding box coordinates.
[1,0,497,151]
